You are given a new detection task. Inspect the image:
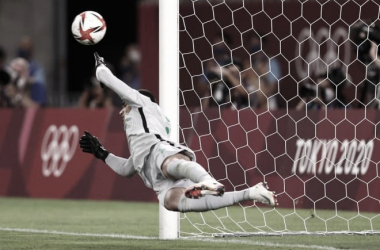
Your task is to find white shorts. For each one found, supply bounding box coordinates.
[144,140,196,204]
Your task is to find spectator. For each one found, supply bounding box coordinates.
[212,33,231,66]
[295,80,323,111]
[296,66,348,110]
[77,75,113,108]
[249,34,281,109]
[199,58,252,110]
[119,44,141,90]
[241,58,266,109]
[16,36,47,106]
[3,58,39,108]
[200,59,229,108]
[223,59,249,109]
[198,33,237,109]
[240,55,276,110]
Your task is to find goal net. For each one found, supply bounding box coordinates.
[177,0,380,237]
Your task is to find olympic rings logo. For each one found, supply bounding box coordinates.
[41,125,79,177]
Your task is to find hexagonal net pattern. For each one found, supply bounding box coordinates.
[178,0,380,237]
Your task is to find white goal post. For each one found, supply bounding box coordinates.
[158,0,180,239]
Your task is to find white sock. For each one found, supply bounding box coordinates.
[166,159,214,183]
[177,190,250,212]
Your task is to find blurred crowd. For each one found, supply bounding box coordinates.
[2,31,380,110]
[197,33,281,110]
[0,38,141,109]
[195,32,373,112]
[196,30,380,111]
[0,37,47,108]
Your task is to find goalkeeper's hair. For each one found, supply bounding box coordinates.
[138,89,156,103]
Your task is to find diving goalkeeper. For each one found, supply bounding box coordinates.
[79,53,277,212]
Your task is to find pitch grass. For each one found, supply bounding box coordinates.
[0,197,379,250]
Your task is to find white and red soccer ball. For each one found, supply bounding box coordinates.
[71,11,106,45]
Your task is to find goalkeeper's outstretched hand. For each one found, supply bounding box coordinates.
[94,52,106,88]
[79,130,109,162]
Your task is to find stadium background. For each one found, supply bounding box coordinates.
[0,0,380,216]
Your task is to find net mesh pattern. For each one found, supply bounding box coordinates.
[178,0,380,237]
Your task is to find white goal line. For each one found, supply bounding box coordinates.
[0,227,155,240]
[0,227,340,250]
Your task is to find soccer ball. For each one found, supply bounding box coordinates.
[71,11,106,45]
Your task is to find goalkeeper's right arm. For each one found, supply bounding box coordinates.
[104,153,137,178]
[79,131,136,178]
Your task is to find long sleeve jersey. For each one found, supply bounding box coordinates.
[97,66,171,187]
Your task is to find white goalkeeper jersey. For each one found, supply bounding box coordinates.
[97,66,172,187]
[124,104,171,170]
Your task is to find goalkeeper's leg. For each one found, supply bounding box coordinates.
[164,182,277,212]
[162,154,225,198]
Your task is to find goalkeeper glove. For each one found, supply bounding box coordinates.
[79,130,109,162]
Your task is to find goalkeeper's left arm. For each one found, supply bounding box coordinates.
[79,131,137,178]
[96,66,151,108]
